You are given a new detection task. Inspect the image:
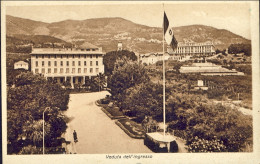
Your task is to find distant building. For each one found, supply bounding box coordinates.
[140,42,216,64]
[14,61,29,70]
[194,80,208,90]
[140,52,171,65]
[118,42,123,51]
[167,42,216,59]
[179,62,244,76]
[30,42,105,88]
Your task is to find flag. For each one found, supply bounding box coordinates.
[163,12,178,50]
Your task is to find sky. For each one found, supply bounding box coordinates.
[5,1,252,39]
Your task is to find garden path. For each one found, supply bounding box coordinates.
[64,91,152,154]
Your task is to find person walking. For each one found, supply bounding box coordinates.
[73,130,78,143]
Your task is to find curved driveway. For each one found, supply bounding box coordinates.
[64,91,152,154]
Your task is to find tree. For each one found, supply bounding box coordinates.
[103,50,137,75]
[168,98,252,152]
[215,49,222,54]
[91,73,106,92]
[121,82,163,119]
[7,72,69,154]
[228,44,251,56]
[108,57,149,101]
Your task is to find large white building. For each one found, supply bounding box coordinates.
[167,42,216,58]
[30,43,105,87]
[140,42,216,65]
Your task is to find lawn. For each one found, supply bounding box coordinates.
[104,106,124,117]
[117,118,145,137]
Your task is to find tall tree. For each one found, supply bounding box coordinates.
[103,50,137,75]
[108,57,149,101]
[7,72,69,154]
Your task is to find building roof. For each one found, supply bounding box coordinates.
[30,48,105,55]
[179,63,242,74]
[146,132,175,142]
[78,42,99,49]
[14,61,28,65]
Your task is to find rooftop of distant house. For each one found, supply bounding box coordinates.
[14,61,28,65]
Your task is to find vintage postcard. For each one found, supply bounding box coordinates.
[1,1,259,163]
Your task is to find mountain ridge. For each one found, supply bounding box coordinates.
[6,15,251,53]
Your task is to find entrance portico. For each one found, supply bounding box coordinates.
[46,75,96,89]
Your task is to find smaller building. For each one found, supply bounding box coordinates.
[118,42,123,51]
[194,80,208,90]
[140,52,171,65]
[179,62,245,76]
[14,61,29,70]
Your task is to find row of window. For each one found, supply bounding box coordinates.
[35,61,99,67]
[176,49,213,53]
[35,68,99,74]
[177,46,213,49]
[176,47,212,51]
[35,54,100,59]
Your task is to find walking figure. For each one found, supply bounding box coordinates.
[73,130,78,143]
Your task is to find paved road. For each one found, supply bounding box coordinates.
[64,91,152,154]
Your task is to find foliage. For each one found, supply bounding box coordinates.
[18,145,43,154]
[215,49,222,54]
[103,50,137,75]
[106,52,252,152]
[168,99,252,152]
[91,73,106,92]
[7,72,69,154]
[6,45,32,53]
[103,104,124,117]
[207,88,226,100]
[188,136,227,152]
[234,64,252,75]
[6,52,31,86]
[108,57,149,102]
[228,44,251,56]
[121,82,164,119]
[118,118,145,136]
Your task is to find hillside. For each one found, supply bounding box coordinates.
[6,15,251,53]
[6,35,72,53]
[7,35,71,46]
[6,15,49,35]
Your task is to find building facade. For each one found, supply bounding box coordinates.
[117,42,123,51]
[14,61,29,70]
[30,43,105,88]
[140,42,216,65]
[140,52,171,65]
[167,42,216,58]
[179,62,244,76]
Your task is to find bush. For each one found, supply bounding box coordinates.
[101,98,110,104]
[188,136,227,152]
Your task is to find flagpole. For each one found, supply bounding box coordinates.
[162,9,166,137]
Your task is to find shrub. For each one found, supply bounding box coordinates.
[188,136,227,152]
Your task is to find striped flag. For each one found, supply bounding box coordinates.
[163,12,178,50]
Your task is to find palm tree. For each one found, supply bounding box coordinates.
[24,120,51,147]
[90,73,106,92]
[97,73,106,91]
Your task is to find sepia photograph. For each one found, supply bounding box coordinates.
[1,1,259,163]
